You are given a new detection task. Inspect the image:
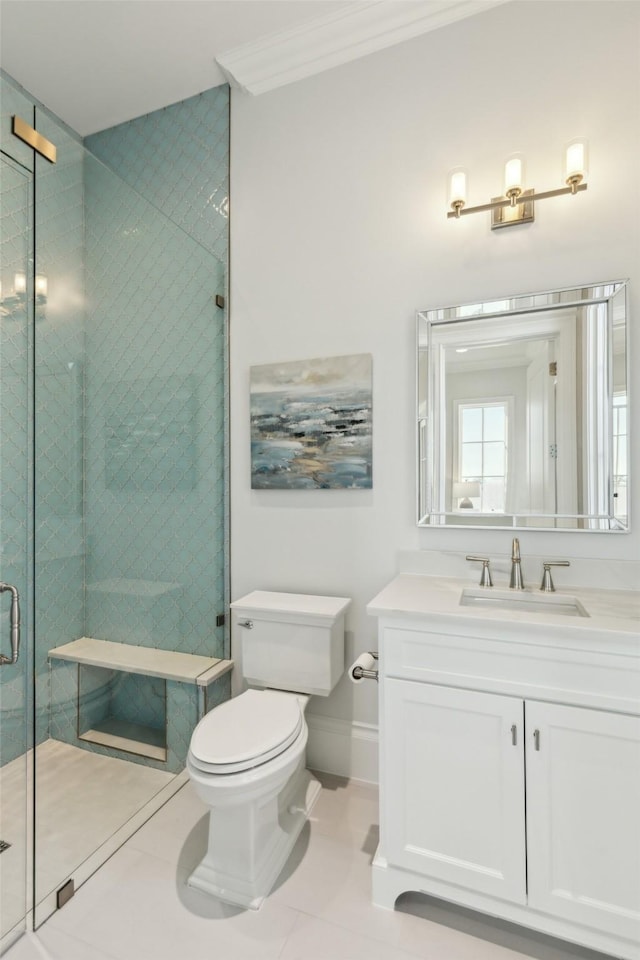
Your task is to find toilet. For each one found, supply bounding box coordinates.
[186,590,351,909]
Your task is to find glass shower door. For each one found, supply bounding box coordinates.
[31,130,229,927]
[0,154,32,951]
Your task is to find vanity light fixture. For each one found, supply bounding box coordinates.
[447,140,588,229]
[1,272,48,320]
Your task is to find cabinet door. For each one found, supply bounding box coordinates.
[383,679,526,903]
[526,701,640,942]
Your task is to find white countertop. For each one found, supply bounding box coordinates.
[367,574,640,638]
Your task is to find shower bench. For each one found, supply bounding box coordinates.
[48,637,233,770]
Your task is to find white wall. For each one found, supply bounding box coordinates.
[229,1,640,738]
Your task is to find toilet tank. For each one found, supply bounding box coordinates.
[230,591,351,697]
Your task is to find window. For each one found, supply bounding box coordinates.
[456,401,509,512]
[612,394,627,522]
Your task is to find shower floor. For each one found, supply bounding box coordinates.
[0,739,174,940]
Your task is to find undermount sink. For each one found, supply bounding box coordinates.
[459,588,589,618]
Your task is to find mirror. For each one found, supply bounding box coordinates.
[418,281,628,531]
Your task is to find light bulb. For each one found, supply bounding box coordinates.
[504,155,524,200]
[448,169,467,217]
[14,272,27,294]
[35,275,48,297]
[565,140,587,186]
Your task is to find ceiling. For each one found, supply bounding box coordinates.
[0,0,507,137]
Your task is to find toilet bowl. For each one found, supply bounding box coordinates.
[187,689,317,909]
[186,590,350,910]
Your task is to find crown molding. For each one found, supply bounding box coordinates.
[216,0,510,96]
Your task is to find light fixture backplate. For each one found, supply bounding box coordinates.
[491,189,535,230]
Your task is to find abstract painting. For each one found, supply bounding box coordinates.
[250,353,372,489]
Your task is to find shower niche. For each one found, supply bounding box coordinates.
[78,665,168,762]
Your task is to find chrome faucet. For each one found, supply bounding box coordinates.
[540,560,570,592]
[509,538,525,590]
[466,556,493,587]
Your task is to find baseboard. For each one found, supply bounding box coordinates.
[306,713,378,784]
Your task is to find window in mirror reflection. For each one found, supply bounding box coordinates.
[456,400,509,513]
[613,394,628,525]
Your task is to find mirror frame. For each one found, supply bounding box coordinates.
[417,280,629,532]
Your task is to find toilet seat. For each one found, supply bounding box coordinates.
[189,689,304,775]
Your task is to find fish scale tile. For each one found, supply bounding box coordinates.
[82,142,227,669]
[86,87,229,262]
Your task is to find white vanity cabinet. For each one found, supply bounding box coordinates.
[369,575,640,960]
[525,700,640,943]
[384,680,527,904]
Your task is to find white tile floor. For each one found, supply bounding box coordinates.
[0,739,175,939]
[6,772,612,960]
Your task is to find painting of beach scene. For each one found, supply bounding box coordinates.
[250,353,372,489]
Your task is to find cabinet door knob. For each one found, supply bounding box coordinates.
[533,729,541,751]
[511,724,517,746]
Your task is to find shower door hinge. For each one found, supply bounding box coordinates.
[549,361,557,377]
[12,116,57,164]
[216,613,226,627]
[549,443,558,460]
[56,878,75,909]
[215,294,225,309]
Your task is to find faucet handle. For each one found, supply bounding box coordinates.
[466,556,493,588]
[540,560,570,592]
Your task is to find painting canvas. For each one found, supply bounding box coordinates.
[250,353,372,489]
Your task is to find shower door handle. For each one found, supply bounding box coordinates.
[0,582,21,665]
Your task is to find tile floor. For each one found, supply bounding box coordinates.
[6,772,611,960]
[0,739,175,939]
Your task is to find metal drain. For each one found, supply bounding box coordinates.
[0,840,11,853]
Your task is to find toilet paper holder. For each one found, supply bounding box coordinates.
[350,651,379,682]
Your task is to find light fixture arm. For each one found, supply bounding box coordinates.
[447,180,587,219]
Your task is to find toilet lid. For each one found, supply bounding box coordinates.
[189,689,303,773]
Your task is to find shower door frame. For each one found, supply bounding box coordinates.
[0,141,35,956]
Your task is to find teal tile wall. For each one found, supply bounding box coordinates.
[81,85,230,766]
[82,152,227,660]
[85,87,230,667]
[86,87,229,262]
[83,86,230,669]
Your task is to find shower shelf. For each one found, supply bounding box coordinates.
[48,637,233,765]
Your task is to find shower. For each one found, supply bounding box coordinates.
[0,74,229,951]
